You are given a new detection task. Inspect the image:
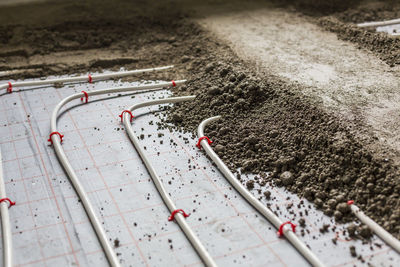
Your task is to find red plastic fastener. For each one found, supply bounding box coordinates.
[7,82,12,93]
[277,221,297,237]
[196,136,212,149]
[171,80,177,87]
[0,198,15,208]
[48,131,64,145]
[347,200,354,205]
[119,110,134,123]
[81,91,89,103]
[168,209,190,221]
[88,74,93,83]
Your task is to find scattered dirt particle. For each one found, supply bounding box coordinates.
[114,239,120,248]
[349,245,357,257]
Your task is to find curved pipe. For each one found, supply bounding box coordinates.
[122,96,217,267]
[198,116,325,267]
[50,80,185,267]
[357,18,400,28]
[1,65,174,92]
[349,202,400,253]
[0,148,13,267]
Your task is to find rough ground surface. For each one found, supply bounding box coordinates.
[319,0,400,67]
[0,0,399,242]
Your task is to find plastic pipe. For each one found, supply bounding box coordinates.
[0,148,13,267]
[1,65,174,92]
[348,202,400,253]
[357,18,400,28]
[198,116,325,267]
[50,80,184,267]
[122,96,217,267]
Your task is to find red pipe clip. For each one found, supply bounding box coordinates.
[119,110,134,123]
[88,74,93,83]
[347,200,354,205]
[48,131,64,145]
[171,80,177,87]
[7,82,12,93]
[168,209,190,221]
[81,91,89,103]
[277,221,297,237]
[196,136,212,149]
[0,198,16,208]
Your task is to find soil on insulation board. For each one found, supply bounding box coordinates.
[0,0,398,245]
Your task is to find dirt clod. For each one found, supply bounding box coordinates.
[299,218,306,228]
[214,144,225,154]
[246,180,255,190]
[280,171,294,186]
[114,239,120,248]
[349,245,357,257]
[347,223,357,237]
[359,225,372,239]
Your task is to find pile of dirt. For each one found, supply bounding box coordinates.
[166,25,400,238]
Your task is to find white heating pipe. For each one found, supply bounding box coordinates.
[1,65,174,92]
[50,80,185,267]
[122,96,217,267]
[198,116,325,267]
[348,202,400,253]
[357,18,400,28]
[0,148,13,267]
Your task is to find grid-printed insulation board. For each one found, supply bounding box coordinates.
[0,73,398,267]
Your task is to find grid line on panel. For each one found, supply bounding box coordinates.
[0,137,27,145]
[5,174,49,185]
[17,92,81,266]
[18,251,75,267]
[12,221,63,236]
